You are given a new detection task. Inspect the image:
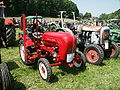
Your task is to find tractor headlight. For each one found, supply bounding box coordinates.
[102,30,110,40]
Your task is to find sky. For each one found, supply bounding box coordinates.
[71,0,120,17]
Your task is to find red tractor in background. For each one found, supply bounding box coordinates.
[18,14,86,82]
[0,1,16,47]
[0,2,12,90]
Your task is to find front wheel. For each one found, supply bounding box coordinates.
[73,51,86,68]
[105,42,119,58]
[37,58,52,82]
[84,44,104,65]
[0,63,11,90]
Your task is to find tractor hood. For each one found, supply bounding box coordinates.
[42,32,76,61]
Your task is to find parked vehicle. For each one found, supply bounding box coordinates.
[0,1,16,47]
[108,21,120,49]
[58,24,119,65]
[18,14,86,82]
[56,12,119,65]
[77,25,119,63]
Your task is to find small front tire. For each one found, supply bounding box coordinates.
[37,58,52,82]
[73,51,86,68]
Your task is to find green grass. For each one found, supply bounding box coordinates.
[1,29,120,90]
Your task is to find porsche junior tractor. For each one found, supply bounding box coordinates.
[18,14,86,82]
[0,1,16,47]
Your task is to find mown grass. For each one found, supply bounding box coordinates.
[1,29,120,90]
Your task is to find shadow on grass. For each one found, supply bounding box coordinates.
[50,74,59,83]
[0,40,19,48]
[30,62,59,83]
[7,61,19,71]
[10,73,26,90]
[7,61,26,89]
[58,64,86,75]
[99,62,106,66]
[29,60,87,83]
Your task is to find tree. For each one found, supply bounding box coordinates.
[99,13,108,20]
[99,9,120,20]
[84,12,92,19]
[3,0,80,18]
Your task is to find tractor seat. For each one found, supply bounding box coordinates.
[81,26,102,32]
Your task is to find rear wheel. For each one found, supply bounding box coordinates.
[84,44,104,65]
[73,51,86,68]
[19,39,34,65]
[105,42,119,58]
[5,26,16,46]
[0,63,11,90]
[37,58,52,82]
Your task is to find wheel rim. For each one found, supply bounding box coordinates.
[110,48,116,57]
[39,62,47,80]
[74,55,82,67]
[86,49,99,63]
[20,45,25,62]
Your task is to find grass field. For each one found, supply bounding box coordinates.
[1,29,120,90]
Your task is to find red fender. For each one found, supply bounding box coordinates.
[19,36,34,47]
[5,18,14,25]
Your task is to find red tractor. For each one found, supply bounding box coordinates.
[0,1,16,47]
[18,14,86,82]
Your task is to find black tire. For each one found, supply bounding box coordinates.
[0,63,11,90]
[37,58,52,82]
[19,39,34,65]
[56,29,65,32]
[73,50,86,68]
[84,44,104,65]
[5,26,16,46]
[105,42,119,58]
[50,25,56,32]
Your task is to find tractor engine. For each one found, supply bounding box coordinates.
[42,32,76,62]
[79,26,110,49]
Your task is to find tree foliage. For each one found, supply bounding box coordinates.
[83,12,92,19]
[99,9,120,20]
[2,0,79,18]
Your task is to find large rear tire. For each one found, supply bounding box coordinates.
[0,63,11,90]
[19,39,35,65]
[105,42,119,58]
[84,44,104,65]
[5,26,16,46]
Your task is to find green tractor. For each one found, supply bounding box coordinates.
[108,19,120,51]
